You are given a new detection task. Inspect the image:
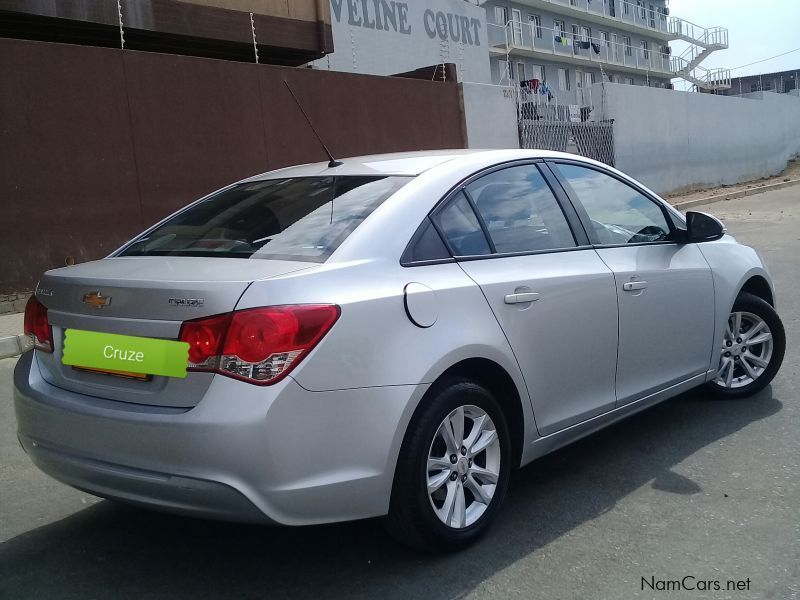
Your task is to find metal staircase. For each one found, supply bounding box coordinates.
[668,17,730,91]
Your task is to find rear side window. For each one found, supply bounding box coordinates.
[467,164,576,253]
[432,192,491,256]
[119,176,411,262]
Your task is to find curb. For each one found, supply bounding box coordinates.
[670,178,800,210]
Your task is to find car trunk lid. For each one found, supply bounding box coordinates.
[35,257,315,407]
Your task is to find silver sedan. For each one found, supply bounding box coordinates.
[14,150,785,550]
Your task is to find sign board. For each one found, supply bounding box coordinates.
[315,0,491,84]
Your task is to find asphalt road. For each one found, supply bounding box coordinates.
[1,189,798,600]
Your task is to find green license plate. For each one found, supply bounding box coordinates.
[62,329,190,379]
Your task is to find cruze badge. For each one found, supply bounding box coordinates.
[83,291,112,309]
[168,298,204,307]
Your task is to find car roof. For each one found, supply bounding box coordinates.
[242,149,601,179]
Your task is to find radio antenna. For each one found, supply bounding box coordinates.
[283,80,342,168]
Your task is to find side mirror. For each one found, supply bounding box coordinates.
[686,211,725,243]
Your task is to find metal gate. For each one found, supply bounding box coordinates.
[516,86,615,167]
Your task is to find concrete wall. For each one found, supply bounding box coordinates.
[461,82,520,148]
[314,0,491,83]
[597,83,800,194]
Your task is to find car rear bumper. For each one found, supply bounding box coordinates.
[13,351,426,525]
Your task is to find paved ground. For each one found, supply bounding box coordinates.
[1,189,798,600]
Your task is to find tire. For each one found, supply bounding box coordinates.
[706,292,785,398]
[385,378,512,552]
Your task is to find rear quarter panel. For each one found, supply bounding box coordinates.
[234,258,539,454]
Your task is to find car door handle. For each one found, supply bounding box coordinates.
[504,292,540,304]
[623,281,648,291]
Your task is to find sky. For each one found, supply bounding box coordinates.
[669,0,800,88]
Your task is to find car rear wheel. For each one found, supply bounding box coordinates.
[385,379,511,551]
[708,292,785,398]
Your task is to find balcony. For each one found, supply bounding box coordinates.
[505,0,673,41]
[487,22,672,79]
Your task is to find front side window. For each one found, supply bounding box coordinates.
[554,163,671,245]
[119,176,411,262]
[467,165,576,253]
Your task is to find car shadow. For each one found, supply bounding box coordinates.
[0,386,782,600]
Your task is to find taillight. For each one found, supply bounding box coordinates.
[24,295,53,353]
[178,305,340,385]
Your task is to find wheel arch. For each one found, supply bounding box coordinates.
[421,358,526,469]
[738,275,774,306]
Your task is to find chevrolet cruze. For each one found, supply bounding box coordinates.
[14,150,785,550]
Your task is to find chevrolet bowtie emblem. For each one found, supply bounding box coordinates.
[83,291,112,309]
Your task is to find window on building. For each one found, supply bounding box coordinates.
[640,40,650,60]
[495,6,508,25]
[530,14,542,39]
[581,26,592,41]
[624,36,632,56]
[625,77,635,85]
[506,60,514,80]
[649,4,656,28]
[517,62,526,81]
[623,0,630,15]
[572,24,580,42]
[558,68,571,91]
[554,20,566,38]
[600,31,610,50]
[531,64,544,82]
[637,0,646,19]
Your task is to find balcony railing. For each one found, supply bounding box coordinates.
[487,22,672,78]
[514,0,670,35]
[668,18,729,47]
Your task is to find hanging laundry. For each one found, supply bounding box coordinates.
[539,82,552,100]
[531,78,541,93]
[580,41,591,50]
[591,42,601,54]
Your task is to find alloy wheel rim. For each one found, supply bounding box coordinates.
[427,405,501,529]
[714,311,773,389]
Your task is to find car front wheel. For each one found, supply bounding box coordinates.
[708,292,785,398]
[385,379,512,551]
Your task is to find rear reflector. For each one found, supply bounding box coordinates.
[178,305,340,385]
[24,296,53,353]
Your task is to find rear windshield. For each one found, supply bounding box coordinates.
[119,176,411,262]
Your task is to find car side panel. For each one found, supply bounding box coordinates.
[696,236,775,381]
[234,260,539,455]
